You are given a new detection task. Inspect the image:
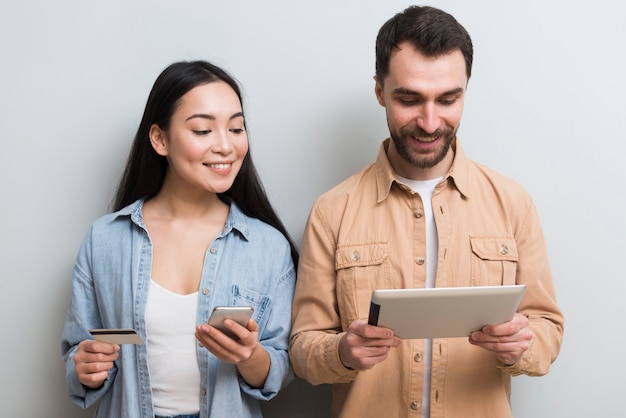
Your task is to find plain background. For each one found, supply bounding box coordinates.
[1,0,624,416]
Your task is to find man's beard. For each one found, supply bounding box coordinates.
[390,125,456,169]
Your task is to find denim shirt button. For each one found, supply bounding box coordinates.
[202,288,209,295]
[210,247,217,254]
[201,388,207,396]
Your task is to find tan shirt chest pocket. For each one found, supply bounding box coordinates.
[470,237,518,286]
[335,243,388,329]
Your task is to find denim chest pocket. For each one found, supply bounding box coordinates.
[470,236,518,286]
[335,243,389,329]
[230,284,271,328]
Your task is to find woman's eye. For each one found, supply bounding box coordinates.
[193,130,211,135]
[230,128,245,134]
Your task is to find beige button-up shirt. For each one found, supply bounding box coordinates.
[289,139,564,418]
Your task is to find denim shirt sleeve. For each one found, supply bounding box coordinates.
[206,208,297,401]
[60,203,145,414]
[61,222,118,408]
[242,263,296,399]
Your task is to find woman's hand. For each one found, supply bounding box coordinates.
[196,318,270,388]
[74,339,119,388]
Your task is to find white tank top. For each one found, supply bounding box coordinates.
[145,280,201,416]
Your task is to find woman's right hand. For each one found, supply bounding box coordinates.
[74,339,119,388]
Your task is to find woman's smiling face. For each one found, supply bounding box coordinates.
[150,80,249,195]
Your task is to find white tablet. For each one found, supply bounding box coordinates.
[368,285,526,339]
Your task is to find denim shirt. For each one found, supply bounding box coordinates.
[61,200,296,418]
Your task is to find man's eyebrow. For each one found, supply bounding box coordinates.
[391,87,464,97]
[185,111,244,121]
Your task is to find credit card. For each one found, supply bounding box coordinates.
[89,328,144,344]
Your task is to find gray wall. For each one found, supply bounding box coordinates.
[1,1,624,417]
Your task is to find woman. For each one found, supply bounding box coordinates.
[61,60,298,418]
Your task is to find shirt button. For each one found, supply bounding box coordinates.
[201,388,207,396]
[414,210,423,218]
[202,288,209,295]
[414,353,423,362]
[416,257,425,265]
[500,245,508,255]
[210,247,217,254]
[351,251,360,261]
[410,401,420,410]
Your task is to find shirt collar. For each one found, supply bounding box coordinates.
[375,137,471,201]
[222,201,251,240]
[112,198,251,240]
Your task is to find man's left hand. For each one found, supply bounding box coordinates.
[468,313,532,365]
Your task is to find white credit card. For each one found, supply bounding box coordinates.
[89,328,144,344]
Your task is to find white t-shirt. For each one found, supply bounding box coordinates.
[397,175,442,418]
[145,280,201,416]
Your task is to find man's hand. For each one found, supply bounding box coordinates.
[338,319,401,371]
[469,313,532,365]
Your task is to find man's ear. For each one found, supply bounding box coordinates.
[149,124,168,156]
[374,76,385,107]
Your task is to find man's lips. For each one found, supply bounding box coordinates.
[411,135,439,143]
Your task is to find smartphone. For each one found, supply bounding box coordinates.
[208,306,254,339]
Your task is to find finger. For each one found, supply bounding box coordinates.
[348,347,393,370]
[482,313,529,336]
[354,322,396,340]
[80,339,120,355]
[345,331,400,349]
[79,370,111,388]
[245,318,259,333]
[196,325,243,353]
[469,337,530,355]
[223,319,252,341]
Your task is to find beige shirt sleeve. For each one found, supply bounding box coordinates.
[289,199,359,384]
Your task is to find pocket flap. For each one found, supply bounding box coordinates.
[470,237,518,261]
[335,243,387,270]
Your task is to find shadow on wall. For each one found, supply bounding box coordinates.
[261,377,331,418]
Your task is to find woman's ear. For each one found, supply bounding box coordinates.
[149,124,168,156]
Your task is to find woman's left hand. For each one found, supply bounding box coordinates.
[196,318,270,387]
[195,317,259,364]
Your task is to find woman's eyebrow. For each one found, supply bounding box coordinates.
[185,111,244,122]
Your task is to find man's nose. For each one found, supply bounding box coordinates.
[415,103,439,134]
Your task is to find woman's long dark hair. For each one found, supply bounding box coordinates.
[113,60,298,266]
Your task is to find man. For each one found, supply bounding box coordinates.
[289,5,564,418]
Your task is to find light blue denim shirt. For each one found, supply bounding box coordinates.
[61,200,296,418]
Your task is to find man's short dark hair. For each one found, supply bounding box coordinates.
[375,5,473,83]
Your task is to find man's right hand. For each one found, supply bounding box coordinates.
[338,319,401,371]
[74,339,119,388]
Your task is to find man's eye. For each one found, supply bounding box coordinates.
[439,97,458,106]
[396,95,422,106]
